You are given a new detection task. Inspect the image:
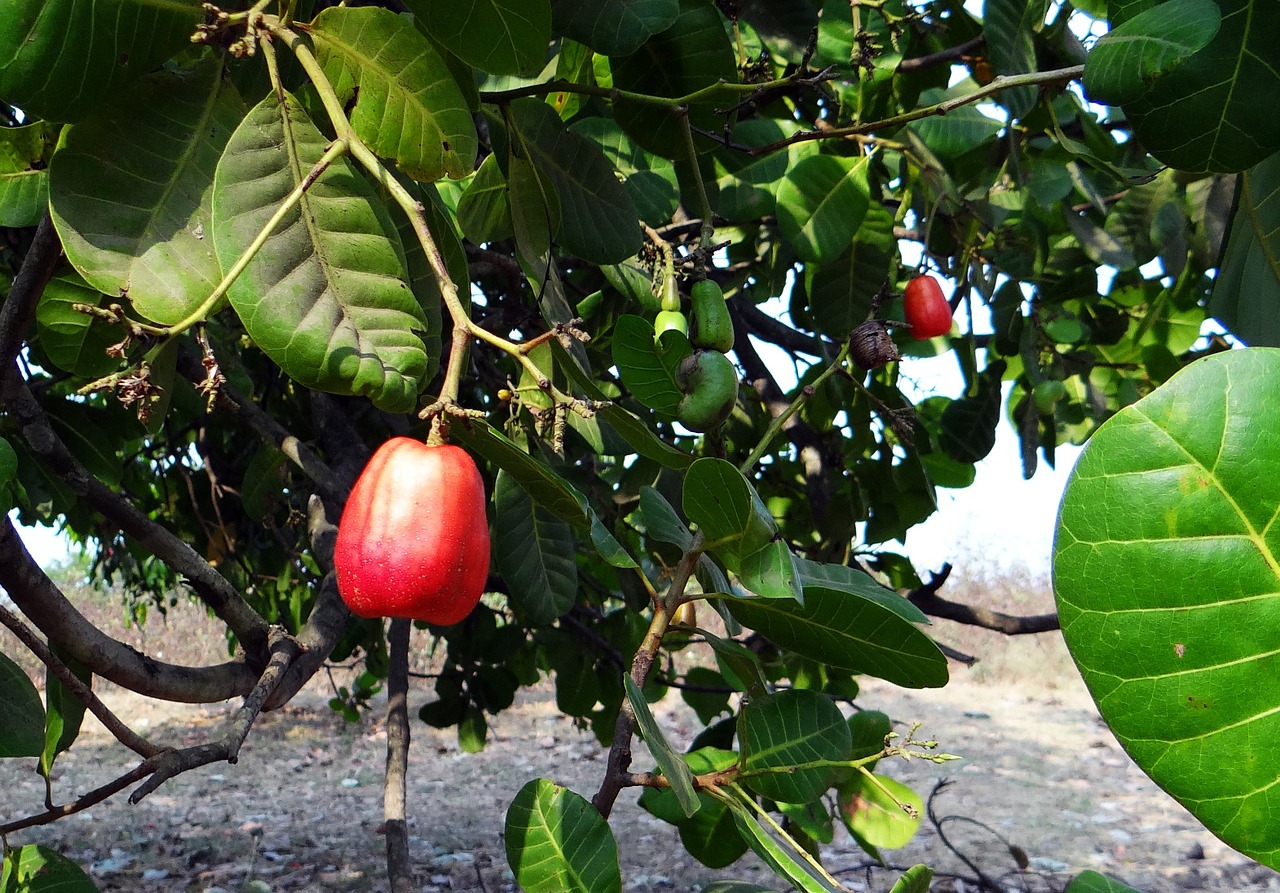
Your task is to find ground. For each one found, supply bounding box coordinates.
[2,669,1277,893]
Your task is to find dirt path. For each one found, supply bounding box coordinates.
[2,671,1276,893]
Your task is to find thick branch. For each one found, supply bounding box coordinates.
[384,618,412,893]
[731,294,835,359]
[0,516,258,702]
[909,564,1059,635]
[0,603,161,757]
[0,212,61,372]
[0,369,271,661]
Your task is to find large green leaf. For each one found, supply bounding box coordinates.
[457,153,515,244]
[775,154,871,264]
[1211,154,1280,345]
[49,59,241,325]
[413,0,551,76]
[982,0,1044,118]
[0,844,99,892]
[0,0,201,123]
[682,458,778,569]
[610,0,739,158]
[494,470,578,625]
[0,649,45,758]
[1054,348,1280,868]
[1082,0,1220,105]
[549,0,680,55]
[796,558,929,624]
[611,313,691,415]
[742,689,851,804]
[505,778,623,893]
[34,271,123,379]
[0,120,51,226]
[211,92,429,413]
[308,6,479,182]
[637,748,748,868]
[508,99,640,264]
[729,588,949,688]
[838,772,923,851]
[571,116,679,227]
[624,674,699,817]
[807,201,896,339]
[450,420,590,525]
[1123,0,1280,172]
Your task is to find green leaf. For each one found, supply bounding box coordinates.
[0,435,16,490]
[775,154,871,264]
[40,646,91,777]
[722,792,845,893]
[1211,154,1280,346]
[624,674,699,818]
[611,0,739,157]
[1054,348,1280,868]
[596,404,696,469]
[549,0,679,55]
[413,0,551,76]
[1064,870,1148,893]
[611,313,691,415]
[212,92,429,413]
[494,470,578,625]
[741,689,851,804]
[458,154,515,244]
[637,748,748,868]
[982,0,1044,118]
[682,457,778,569]
[1083,0,1220,105]
[458,705,488,753]
[48,59,242,325]
[1123,0,1280,172]
[0,120,51,226]
[939,361,1005,463]
[729,588,949,688]
[590,513,639,568]
[0,844,100,892]
[509,153,559,261]
[888,865,934,893]
[636,485,694,549]
[795,558,929,624]
[0,0,202,123]
[807,202,896,338]
[309,6,479,181]
[571,116,679,227]
[34,271,122,379]
[908,96,1004,158]
[451,420,591,526]
[838,772,923,850]
[0,649,45,757]
[505,779,623,893]
[738,540,803,601]
[508,99,641,264]
[240,446,287,523]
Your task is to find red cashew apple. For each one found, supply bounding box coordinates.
[335,438,490,625]
[903,274,953,339]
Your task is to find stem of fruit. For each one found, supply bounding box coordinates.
[384,618,413,893]
[739,340,850,473]
[273,20,580,413]
[678,111,716,250]
[592,533,704,818]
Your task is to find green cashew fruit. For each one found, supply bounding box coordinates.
[1033,379,1066,414]
[655,309,689,338]
[675,349,738,432]
[689,279,734,352]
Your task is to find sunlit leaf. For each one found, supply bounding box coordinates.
[505,779,622,893]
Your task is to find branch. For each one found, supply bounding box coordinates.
[896,35,986,73]
[0,369,272,662]
[731,294,836,359]
[908,564,1059,635]
[384,618,412,893]
[0,212,60,372]
[0,515,258,702]
[0,602,162,758]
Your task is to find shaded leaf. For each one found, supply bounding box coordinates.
[414,0,551,76]
[1211,154,1280,345]
[494,470,578,625]
[624,674,699,817]
[0,119,51,227]
[549,0,680,55]
[742,689,851,804]
[1083,0,1220,105]
[0,649,45,758]
[776,154,871,263]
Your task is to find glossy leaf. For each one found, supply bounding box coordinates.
[0,0,201,123]
[0,844,100,892]
[611,313,691,415]
[0,649,45,757]
[611,0,739,157]
[729,588,949,688]
[682,458,778,568]
[796,558,929,624]
[1054,348,1280,868]
[738,540,803,601]
[414,0,551,76]
[549,0,680,55]
[505,778,623,893]
[0,120,51,226]
[494,470,578,625]
[571,117,679,227]
[49,60,241,325]
[597,404,696,469]
[741,689,851,804]
[508,99,641,264]
[636,485,694,549]
[637,748,748,868]
[34,271,122,379]
[1123,0,1280,172]
[775,155,871,264]
[451,421,590,525]
[1083,0,1220,105]
[624,674,699,817]
[839,772,923,850]
[212,92,429,413]
[1211,154,1280,346]
[309,6,478,181]
[723,792,845,893]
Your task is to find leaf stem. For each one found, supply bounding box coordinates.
[739,340,851,473]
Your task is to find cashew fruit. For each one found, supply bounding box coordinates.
[689,279,734,352]
[675,349,738,432]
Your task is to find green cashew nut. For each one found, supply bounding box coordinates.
[655,309,689,338]
[675,349,738,432]
[689,279,734,352]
